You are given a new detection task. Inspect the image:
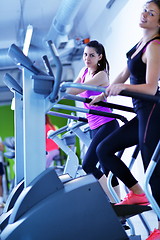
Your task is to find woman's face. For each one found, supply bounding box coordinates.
[83,46,102,68]
[139,2,160,31]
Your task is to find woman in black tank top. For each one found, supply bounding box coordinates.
[90,1,160,238]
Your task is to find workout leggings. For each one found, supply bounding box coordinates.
[82,119,119,187]
[96,102,160,209]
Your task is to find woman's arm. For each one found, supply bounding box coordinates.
[89,42,160,105]
[144,41,160,94]
[112,65,130,84]
[89,65,130,104]
[105,66,130,96]
[106,42,160,97]
[66,69,109,95]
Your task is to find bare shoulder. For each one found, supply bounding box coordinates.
[95,70,108,78]
[148,39,160,51]
[146,40,160,59]
[93,70,109,86]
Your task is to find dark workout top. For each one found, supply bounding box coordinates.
[126,36,160,111]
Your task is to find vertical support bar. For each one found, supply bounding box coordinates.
[22,69,46,187]
[144,140,160,220]
[14,92,24,185]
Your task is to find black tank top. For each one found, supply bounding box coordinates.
[126,36,160,110]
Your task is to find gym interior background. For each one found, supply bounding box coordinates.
[0,0,146,183]
[0,1,157,239]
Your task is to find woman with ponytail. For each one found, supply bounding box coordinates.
[66,40,121,203]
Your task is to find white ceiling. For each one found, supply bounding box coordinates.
[0,0,128,105]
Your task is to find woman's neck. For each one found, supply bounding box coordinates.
[88,67,97,75]
[142,29,160,43]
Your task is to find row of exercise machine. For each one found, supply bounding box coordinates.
[0,37,160,239]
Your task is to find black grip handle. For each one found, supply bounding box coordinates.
[84,97,134,113]
[64,94,135,113]
[120,90,160,104]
